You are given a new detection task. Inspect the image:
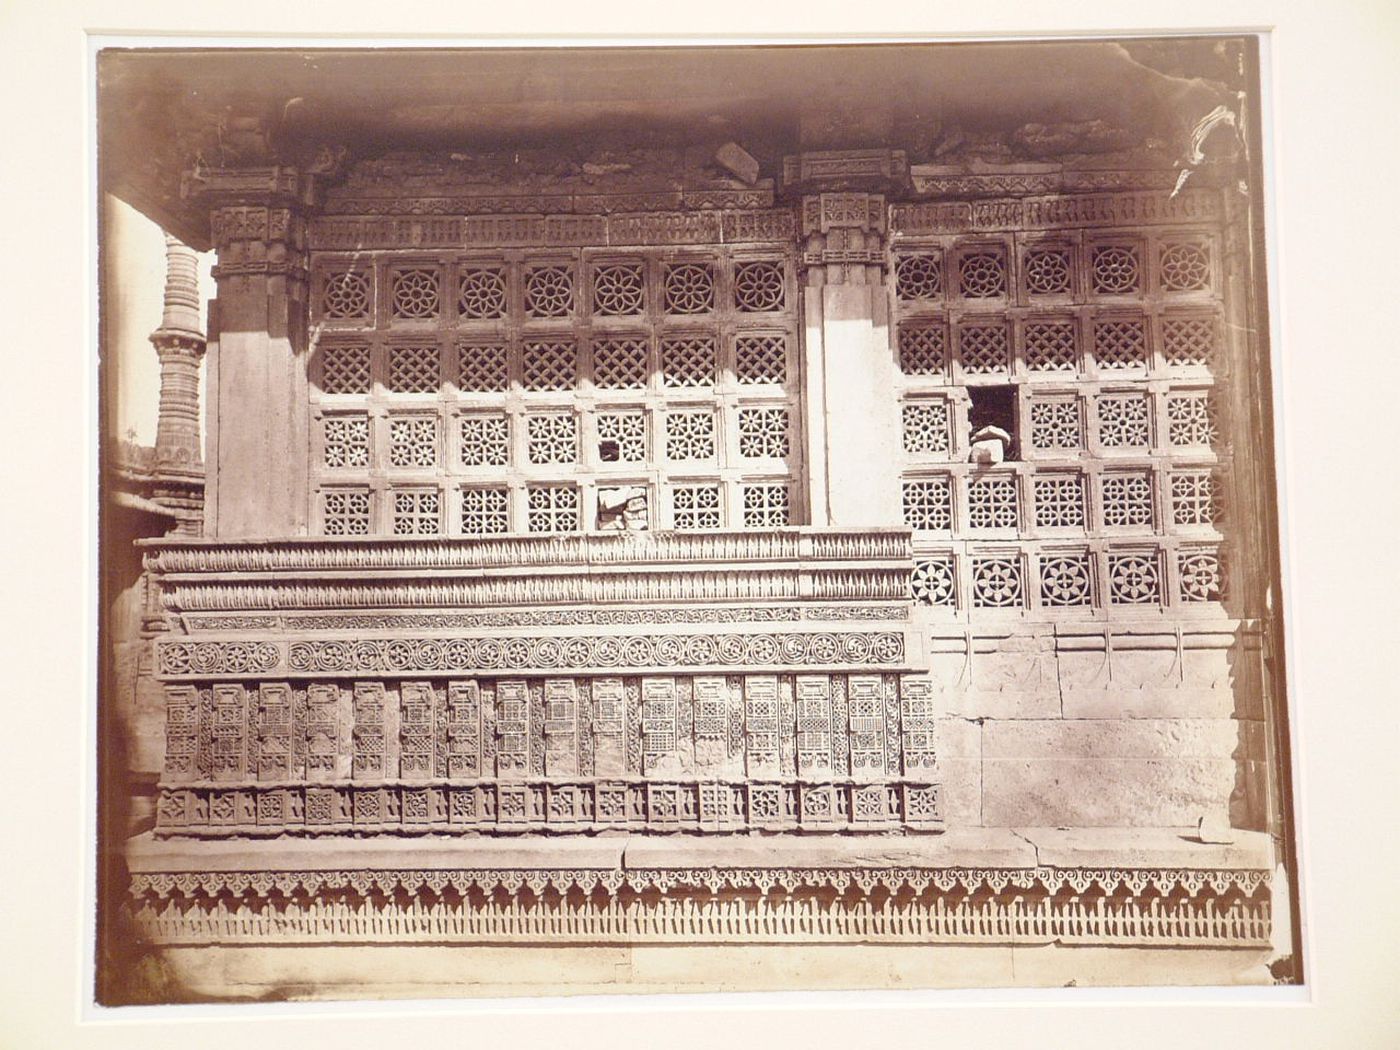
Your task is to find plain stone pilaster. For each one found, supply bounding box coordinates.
[798,192,903,528]
[814,284,902,525]
[189,177,318,539]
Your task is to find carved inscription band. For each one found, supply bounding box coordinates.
[157,631,909,677]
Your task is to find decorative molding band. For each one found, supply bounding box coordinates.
[891,188,1222,237]
[307,208,797,251]
[182,604,910,632]
[143,529,912,575]
[782,150,909,191]
[154,779,941,836]
[155,630,910,677]
[320,186,777,216]
[908,168,1180,199]
[157,569,911,613]
[124,865,1270,948]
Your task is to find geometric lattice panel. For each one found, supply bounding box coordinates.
[898,324,947,377]
[902,477,952,531]
[902,401,951,455]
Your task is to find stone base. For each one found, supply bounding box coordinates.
[111,827,1276,1001]
[112,942,1275,1002]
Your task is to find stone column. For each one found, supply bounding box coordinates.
[797,190,903,527]
[149,235,206,477]
[185,166,318,538]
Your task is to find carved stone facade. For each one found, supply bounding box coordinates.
[99,40,1292,999]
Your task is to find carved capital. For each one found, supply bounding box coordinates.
[799,193,889,282]
[782,149,908,195]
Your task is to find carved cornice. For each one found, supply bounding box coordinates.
[143,530,913,614]
[307,207,796,251]
[123,863,1271,948]
[128,864,1270,901]
[908,166,1180,199]
[182,164,322,212]
[181,604,910,632]
[321,185,777,216]
[782,150,909,194]
[142,528,910,574]
[891,187,1222,238]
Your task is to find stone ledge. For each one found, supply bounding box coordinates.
[126,826,1273,874]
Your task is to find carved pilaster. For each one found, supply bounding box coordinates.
[796,190,903,527]
[799,192,889,287]
[185,164,330,539]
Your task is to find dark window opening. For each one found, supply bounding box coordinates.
[598,439,621,462]
[968,385,1018,460]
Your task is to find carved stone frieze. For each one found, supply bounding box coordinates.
[156,630,909,678]
[891,187,1223,237]
[124,863,1271,947]
[182,604,910,632]
[306,207,796,251]
[908,167,1180,199]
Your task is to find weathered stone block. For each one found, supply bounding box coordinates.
[983,757,1235,827]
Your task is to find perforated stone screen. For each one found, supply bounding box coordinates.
[311,247,800,533]
[893,221,1229,614]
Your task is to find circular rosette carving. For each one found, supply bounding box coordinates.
[218,642,251,673]
[457,268,507,318]
[349,641,382,672]
[191,643,223,674]
[391,269,439,318]
[1024,248,1071,294]
[716,634,747,663]
[475,639,504,669]
[414,640,445,671]
[653,635,686,665]
[252,642,281,672]
[1159,243,1210,291]
[593,637,622,667]
[503,639,531,668]
[958,252,1006,297]
[683,635,718,665]
[745,634,779,663]
[872,633,903,662]
[562,638,592,668]
[160,643,192,674]
[315,641,351,671]
[663,263,714,314]
[806,633,840,663]
[592,264,644,315]
[322,271,369,318]
[622,637,654,666]
[384,639,416,670]
[532,638,563,668]
[524,266,573,317]
[779,633,808,663]
[1092,246,1140,294]
[287,642,315,672]
[841,633,872,661]
[442,639,474,668]
[733,261,785,312]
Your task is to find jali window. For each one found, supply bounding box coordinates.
[311,246,800,533]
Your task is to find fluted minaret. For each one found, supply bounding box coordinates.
[149,234,206,476]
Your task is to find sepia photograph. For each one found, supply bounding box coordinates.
[92,36,1306,1005]
[0,0,1394,1041]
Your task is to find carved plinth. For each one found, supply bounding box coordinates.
[142,527,941,838]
